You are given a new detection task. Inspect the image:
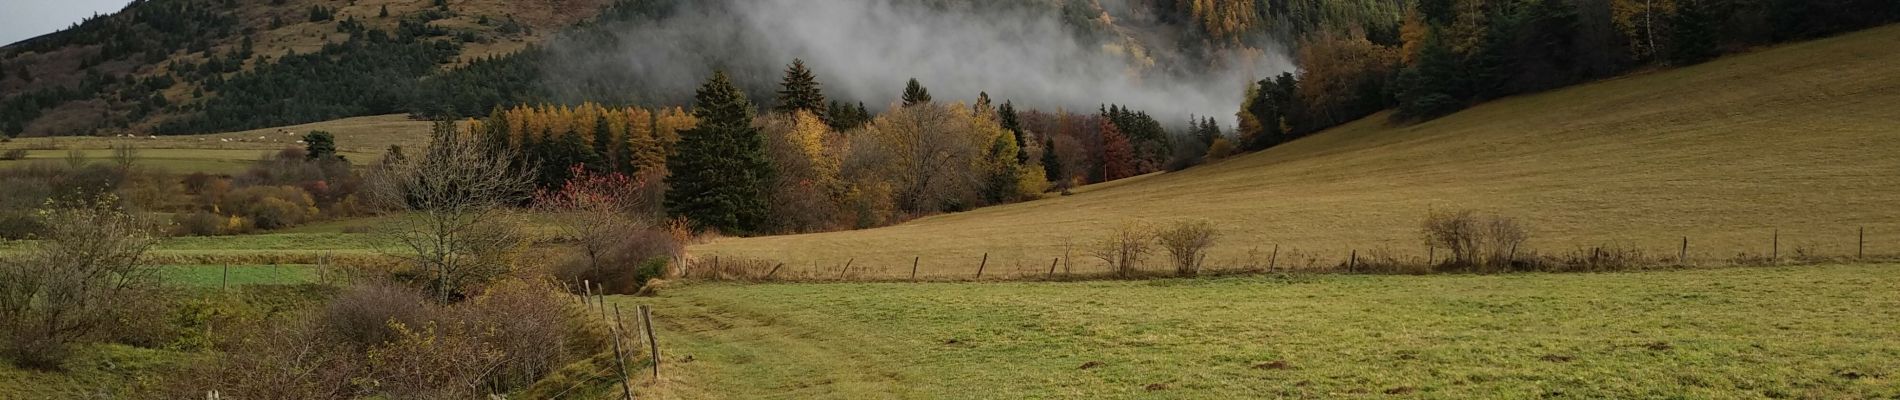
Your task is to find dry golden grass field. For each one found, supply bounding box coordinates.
[0,114,431,174]
[693,24,1900,279]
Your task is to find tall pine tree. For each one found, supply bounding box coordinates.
[774,59,828,117]
[666,71,775,234]
[902,78,932,107]
[998,100,1027,164]
[1669,0,1717,65]
[1042,137,1064,184]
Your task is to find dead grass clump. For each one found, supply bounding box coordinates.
[686,256,785,281]
[1347,247,1433,274]
[1529,245,1659,272]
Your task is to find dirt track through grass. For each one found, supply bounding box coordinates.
[614,264,1900,399]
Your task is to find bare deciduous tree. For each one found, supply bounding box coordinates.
[0,196,161,368]
[364,122,534,304]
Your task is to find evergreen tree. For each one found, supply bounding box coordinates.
[1669,0,1718,65]
[666,71,775,234]
[1394,29,1465,120]
[998,100,1027,164]
[1042,137,1063,183]
[534,130,603,190]
[774,59,828,117]
[303,131,340,161]
[901,78,932,107]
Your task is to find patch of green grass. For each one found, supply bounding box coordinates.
[157,264,318,287]
[616,264,1900,398]
[0,344,195,399]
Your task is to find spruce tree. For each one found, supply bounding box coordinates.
[1042,137,1063,183]
[534,131,602,190]
[998,100,1027,163]
[774,59,828,117]
[666,71,775,234]
[1669,0,1718,65]
[1395,29,1465,120]
[303,131,339,161]
[902,78,932,107]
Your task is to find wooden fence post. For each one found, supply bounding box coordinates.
[765,263,784,280]
[608,305,634,400]
[1268,244,1279,272]
[1772,229,1779,261]
[1427,245,1434,265]
[640,305,659,380]
[1858,227,1865,259]
[839,258,854,280]
[1679,236,1688,265]
[1348,249,1357,273]
[975,253,989,279]
[911,257,920,281]
[1047,258,1059,279]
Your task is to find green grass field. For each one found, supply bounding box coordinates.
[693,24,1900,278]
[616,264,1900,399]
[157,264,318,287]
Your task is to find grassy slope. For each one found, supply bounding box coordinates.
[618,264,1900,399]
[695,25,1900,278]
[0,114,432,174]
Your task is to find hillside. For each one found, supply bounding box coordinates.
[0,0,1403,139]
[692,24,1900,278]
[0,0,611,137]
[0,114,430,174]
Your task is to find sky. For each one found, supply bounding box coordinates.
[0,0,130,46]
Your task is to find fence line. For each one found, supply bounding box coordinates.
[671,228,1895,283]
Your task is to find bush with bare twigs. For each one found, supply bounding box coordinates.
[0,196,165,369]
[1422,209,1530,272]
[1155,219,1220,276]
[1090,222,1155,278]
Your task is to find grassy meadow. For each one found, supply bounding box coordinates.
[692,24,1900,278]
[616,264,1900,399]
[0,114,431,174]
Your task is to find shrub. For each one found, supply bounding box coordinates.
[172,211,227,236]
[1155,219,1220,276]
[1421,209,1530,271]
[1206,137,1237,161]
[318,283,437,349]
[154,316,362,400]
[221,185,318,230]
[0,197,161,369]
[553,226,682,294]
[1089,222,1155,278]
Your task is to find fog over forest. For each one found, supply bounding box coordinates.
[540,0,1293,127]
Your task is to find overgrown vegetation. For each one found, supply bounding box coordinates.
[0,197,162,369]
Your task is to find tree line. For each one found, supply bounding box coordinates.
[468,60,1188,236]
[1234,0,1900,152]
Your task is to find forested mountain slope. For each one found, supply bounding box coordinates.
[0,0,1400,138]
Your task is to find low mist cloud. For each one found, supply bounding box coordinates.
[540,0,1294,128]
